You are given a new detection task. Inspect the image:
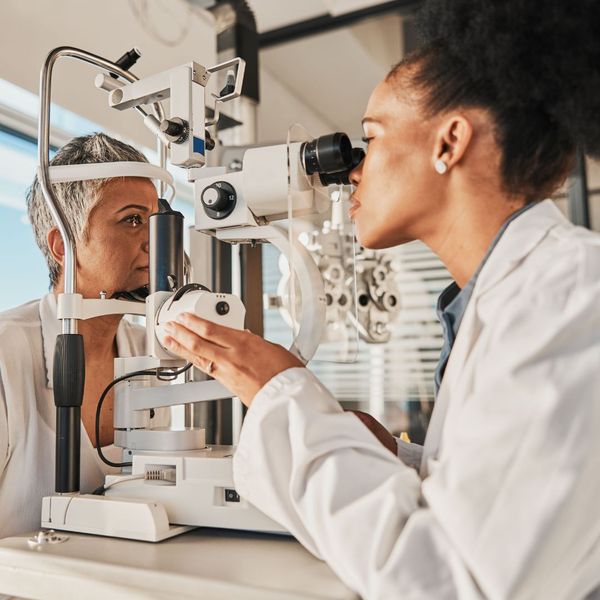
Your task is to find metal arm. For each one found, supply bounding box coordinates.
[37,46,167,331]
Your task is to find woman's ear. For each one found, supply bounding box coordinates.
[47,227,65,266]
[432,113,474,172]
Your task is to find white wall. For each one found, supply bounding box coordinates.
[0,0,217,147]
[259,15,402,140]
[257,66,335,143]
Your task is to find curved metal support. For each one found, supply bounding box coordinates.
[38,46,167,331]
[216,224,327,363]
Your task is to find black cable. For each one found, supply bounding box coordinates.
[95,368,156,469]
[95,363,193,469]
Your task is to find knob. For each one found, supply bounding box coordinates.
[159,117,188,144]
[215,301,230,316]
[201,181,237,218]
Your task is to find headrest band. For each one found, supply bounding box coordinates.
[38,161,176,201]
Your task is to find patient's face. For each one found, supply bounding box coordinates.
[75,177,159,299]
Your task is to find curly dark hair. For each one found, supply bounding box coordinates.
[388,0,600,201]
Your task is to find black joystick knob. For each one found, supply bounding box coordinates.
[201,181,237,219]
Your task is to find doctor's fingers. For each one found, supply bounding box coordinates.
[163,322,226,365]
[175,312,244,348]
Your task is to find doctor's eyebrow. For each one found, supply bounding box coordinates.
[361,117,380,126]
[115,204,151,214]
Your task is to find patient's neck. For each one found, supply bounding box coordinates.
[52,286,121,357]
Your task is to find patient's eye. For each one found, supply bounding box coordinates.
[123,214,143,227]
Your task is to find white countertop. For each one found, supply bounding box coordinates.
[0,528,359,600]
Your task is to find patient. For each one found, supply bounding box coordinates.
[0,133,160,537]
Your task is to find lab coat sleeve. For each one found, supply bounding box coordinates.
[233,368,450,597]
[394,438,423,470]
[234,277,600,600]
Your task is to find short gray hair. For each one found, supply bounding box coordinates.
[27,132,149,288]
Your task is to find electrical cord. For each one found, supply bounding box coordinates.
[92,474,145,496]
[95,362,193,469]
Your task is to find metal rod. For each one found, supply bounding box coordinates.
[259,0,421,49]
[55,406,81,492]
[158,140,168,196]
[567,148,591,228]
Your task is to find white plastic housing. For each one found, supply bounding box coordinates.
[106,447,286,534]
[108,62,209,168]
[41,495,193,542]
[193,143,328,231]
[154,290,245,357]
[114,427,205,452]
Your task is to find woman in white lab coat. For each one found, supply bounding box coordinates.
[163,1,600,598]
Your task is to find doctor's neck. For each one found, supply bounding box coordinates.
[422,181,527,290]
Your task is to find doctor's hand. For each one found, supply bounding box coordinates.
[351,410,398,456]
[163,312,304,407]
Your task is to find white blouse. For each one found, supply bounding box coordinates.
[0,293,145,538]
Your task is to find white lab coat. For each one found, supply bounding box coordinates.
[233,200,600,600]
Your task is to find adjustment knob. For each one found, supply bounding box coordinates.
[201,181,237,219]
[159,117,188,144]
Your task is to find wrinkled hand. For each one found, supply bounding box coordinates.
[351,410,398,455]
[163,312,304,407]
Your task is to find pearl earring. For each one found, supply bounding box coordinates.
[434,159,448,175]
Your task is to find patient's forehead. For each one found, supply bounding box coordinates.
[88,178,158,221]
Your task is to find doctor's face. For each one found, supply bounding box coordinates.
[75,177,159,299]
[349,78,443,249]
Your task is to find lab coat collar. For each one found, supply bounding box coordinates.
[473,199,568,299]
[39,293,140,389]
[421,200,569,474]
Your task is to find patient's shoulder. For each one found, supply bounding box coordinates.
[0,299,41,326]
[0,299,42,364]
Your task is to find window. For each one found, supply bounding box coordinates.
[0,127,49,310]
[262,233,451,443]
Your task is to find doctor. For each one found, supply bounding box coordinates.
[164,0,600,598]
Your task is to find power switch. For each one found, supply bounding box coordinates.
[224,489,240,503]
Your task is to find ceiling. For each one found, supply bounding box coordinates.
[247,0,409,137]
[248,0,334,32]
[248,0,406,32]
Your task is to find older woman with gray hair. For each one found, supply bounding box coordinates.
[0,132,160,537]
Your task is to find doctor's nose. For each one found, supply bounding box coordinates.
[349,160,363,187]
